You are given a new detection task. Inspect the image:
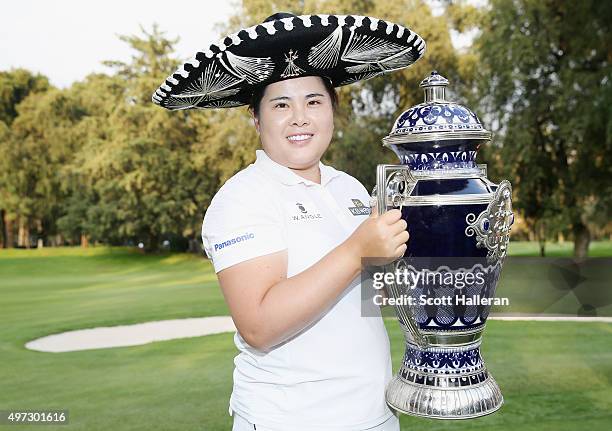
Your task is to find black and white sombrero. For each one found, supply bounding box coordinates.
[152,13,426,110]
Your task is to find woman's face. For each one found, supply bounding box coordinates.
[253,76,334,172]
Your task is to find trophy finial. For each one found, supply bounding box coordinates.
[385,69,490,145]
[419,70,449,102]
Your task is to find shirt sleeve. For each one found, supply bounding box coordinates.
[201,177,287,273]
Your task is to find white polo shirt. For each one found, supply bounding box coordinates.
[202,149,393,431]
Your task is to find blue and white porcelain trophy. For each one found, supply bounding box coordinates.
[373,71,514,419]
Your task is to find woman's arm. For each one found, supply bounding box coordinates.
[217,208,408,351]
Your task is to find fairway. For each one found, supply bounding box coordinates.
[1,247,611,430]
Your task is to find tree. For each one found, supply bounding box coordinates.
[55,73,126,246]
[0,69,50,126]
[0,69,50,247]
[475,0,612,258]
[0,120,10,247]
[1,88,89,247]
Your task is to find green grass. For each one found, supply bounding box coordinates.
[1,246,611,430]
[508,240,612,257]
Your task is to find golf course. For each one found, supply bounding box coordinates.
[2,243,611,430]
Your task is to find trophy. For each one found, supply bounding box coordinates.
[373,71,514,419]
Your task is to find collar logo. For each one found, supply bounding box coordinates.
[348,199,371,216]
[290,201,323,222]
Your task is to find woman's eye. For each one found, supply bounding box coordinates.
[274,102,288,108]
[308,99,322,105]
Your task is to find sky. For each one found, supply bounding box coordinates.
[1,0,476,89]
[1,0,236,88]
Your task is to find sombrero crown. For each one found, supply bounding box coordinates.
[152,13,426,110]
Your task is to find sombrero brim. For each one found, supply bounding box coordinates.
[152,14,426,110]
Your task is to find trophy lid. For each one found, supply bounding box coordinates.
[383,71,491,146]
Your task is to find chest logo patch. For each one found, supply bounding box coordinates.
[289,201,323,222]
[348,199,371,216]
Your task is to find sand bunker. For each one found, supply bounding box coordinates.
[25,316,236,353]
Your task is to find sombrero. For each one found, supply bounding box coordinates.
[152,12,426,110]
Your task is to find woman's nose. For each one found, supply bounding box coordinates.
[290,106,309,126]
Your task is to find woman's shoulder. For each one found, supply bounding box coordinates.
[324,164,371,195]
[207,164,280,214]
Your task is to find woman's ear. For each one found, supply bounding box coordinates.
[249,108,260,135]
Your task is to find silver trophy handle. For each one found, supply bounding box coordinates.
[372,164,428,349]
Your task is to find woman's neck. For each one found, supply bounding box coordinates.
[290,164,321,184]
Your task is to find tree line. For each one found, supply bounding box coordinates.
[0,0,609,257]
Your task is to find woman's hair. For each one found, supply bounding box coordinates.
[248,76,339,118]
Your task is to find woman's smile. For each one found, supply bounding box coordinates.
[286,133,314,145]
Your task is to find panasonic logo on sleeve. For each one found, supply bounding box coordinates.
[214,233,255,251]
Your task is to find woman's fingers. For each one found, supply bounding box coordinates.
[380,208,402,223]
[390,218,408,235]
[392,230,410,249]
[370,201,379,218]
[394,243,408,258]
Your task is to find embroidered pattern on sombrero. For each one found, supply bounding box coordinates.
[152,14,425,110]
[281,50,305,79]
[178,63,242,99]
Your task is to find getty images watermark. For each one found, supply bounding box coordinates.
[360,257,511,317]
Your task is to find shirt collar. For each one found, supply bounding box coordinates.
[254,149,341,187]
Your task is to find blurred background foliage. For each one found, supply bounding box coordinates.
[0,0,610,257]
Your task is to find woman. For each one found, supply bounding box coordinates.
[153,13,425,430]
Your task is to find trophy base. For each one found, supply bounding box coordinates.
[386,373,503,419]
